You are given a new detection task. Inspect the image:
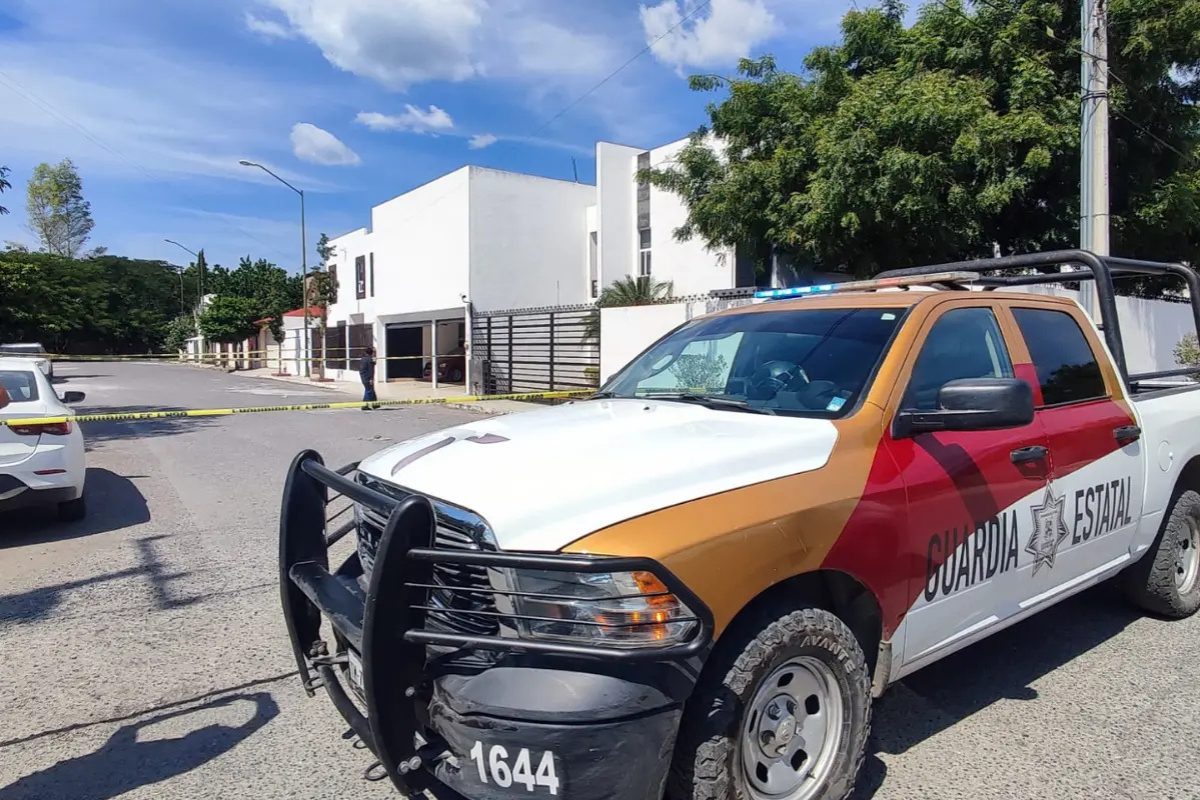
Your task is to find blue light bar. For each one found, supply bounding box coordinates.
[752,271,979,301]
[753,284,835,300]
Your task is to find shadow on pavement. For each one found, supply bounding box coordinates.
[0,532,204,625]
[0,691,279,800]
[851,580,1142,798]
[78,405,221,446]
[0,468,150,546]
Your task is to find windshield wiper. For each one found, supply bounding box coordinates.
[639,393,776,415]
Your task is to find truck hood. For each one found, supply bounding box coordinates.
[357,398,839,552]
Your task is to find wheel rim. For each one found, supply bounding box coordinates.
[740,656,844,800]
[1177,514,1200,594]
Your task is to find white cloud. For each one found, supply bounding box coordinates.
[254,0,485,90]
[290,123,361,166]
[468,133,498,149]
[640,0,778,71]
[244,11,291,39]
[355,105,455,134]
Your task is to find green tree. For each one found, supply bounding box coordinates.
[0,165,10,216]
[584,276,674,340]
[199,295,259,344]
[164,315,196,353]
[316,232,334,266]
[644,0,1200,279]
[1175,332,1200,381]
[25,159,95,258]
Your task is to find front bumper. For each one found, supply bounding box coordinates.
[278,450,712,798]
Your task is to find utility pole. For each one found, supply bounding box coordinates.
[1080,0,1109,318]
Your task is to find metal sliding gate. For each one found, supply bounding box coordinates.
[471,305,599,395]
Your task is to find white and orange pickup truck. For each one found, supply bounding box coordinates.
[278,250,1200,800]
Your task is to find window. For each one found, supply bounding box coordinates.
[902,307,1013,411]
[355,255,366,300]
[1011,307,1106,406]
[638,250,652,278]
[329,264,338,304]
[602,307,905,417]
[0,370,39,402]
[638,229,651,249]
[369,253,375,297]
[591,279,599,299]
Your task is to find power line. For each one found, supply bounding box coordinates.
[0,69,294,261]
[527,0,714,138]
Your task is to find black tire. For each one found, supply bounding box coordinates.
[1120,488,1200,618]
[668,607,872,800]
[57,494,86,522]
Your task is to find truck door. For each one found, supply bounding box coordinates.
[886,302,1052,669]
[1004,302,1146,599]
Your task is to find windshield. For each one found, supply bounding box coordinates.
[0,344,45,356]
[600,306,905,417]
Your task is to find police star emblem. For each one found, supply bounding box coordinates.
[1025,487,1071,575]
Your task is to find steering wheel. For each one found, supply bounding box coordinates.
[747,360,810,399]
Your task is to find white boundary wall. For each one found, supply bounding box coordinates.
[599,289,1197,386]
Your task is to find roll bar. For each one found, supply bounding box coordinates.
[873,249,1200,389]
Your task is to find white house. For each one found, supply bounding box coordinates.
[322,136,768,389]
[324,166,595,385]
[590,136,756,299]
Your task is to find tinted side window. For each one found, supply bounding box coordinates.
[1011,307,1106,406]
[902,307,1013,411]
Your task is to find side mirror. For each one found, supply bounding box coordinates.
[0,385,9,410]
[62,391,86,404]
[894,377,1034,438]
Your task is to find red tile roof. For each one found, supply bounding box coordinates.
[283,306,325,318]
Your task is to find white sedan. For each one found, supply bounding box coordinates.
[0,342,53,379]
[0,357,87,521]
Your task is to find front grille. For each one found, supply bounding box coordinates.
[354,474,499,637]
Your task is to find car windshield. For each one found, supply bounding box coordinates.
[0,370,40,403]
[0,344,45,356]
[600,306,906,417]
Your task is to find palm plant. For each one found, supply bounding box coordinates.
[583,276,674,340]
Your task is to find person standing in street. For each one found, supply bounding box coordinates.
[359,346,377,409]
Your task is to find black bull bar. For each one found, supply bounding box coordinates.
[278,449,713,794]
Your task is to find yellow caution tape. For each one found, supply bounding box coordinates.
[0,390,593,427]
[47,353,436,362]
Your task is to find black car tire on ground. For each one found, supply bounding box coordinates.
[1121,488,1200,618]
[57,493,86,522]
[668,606,872,800]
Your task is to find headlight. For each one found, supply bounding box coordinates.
[490,568,698,649]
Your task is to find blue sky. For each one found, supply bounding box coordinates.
[0,0,862,273]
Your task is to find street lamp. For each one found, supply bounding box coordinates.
[164,238,203,360]
[239,159,310,377]
[163,239,193,310]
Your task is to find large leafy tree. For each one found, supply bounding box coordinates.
[199,295,260,344]
[0,251,189,351]
[644,0,1200,279]
[25,159,95,258]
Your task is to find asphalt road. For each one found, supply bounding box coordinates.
[2,361,1199,800]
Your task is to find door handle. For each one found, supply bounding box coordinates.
[1011,445,1049,465]
[1114,425,1141,443]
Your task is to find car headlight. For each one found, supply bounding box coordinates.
[489,568,698,649]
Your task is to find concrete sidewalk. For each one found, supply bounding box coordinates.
[234,367,544,416]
